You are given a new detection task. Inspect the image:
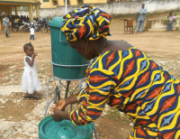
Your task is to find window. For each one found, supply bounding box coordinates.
[64,0,70,5]
[23,6,29,10]
[53,0,58,5]
[107,0,115,2]
[43,0,49,2]
[78,0,83,5]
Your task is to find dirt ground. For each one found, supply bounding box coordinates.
[0,14,180,139]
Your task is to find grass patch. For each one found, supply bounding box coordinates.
[107,107,131,123]
[107,108,120,121]
[69,88,79,95]
[123,115,130,124]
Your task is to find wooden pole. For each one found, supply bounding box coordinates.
[29,5,33,22]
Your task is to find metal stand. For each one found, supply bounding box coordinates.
[37,76,98,139]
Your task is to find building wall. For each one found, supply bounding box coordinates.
[83,0,107,4]
[146,19,180,31]
[40,0,54,8]
[1,0,38,2]
[40,0,71,8]
[0,5,12,30]
[0,0,40,30]
[12,0,180,17]
[39,0,108,8]
[0,5,11,16]
[70,0,78,5]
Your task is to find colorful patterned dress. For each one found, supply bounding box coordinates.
[68,46,180,139]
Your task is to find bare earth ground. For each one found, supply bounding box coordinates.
[0,14,180,139]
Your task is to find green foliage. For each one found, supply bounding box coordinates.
[43,0,49,2]
[176,27,179,31]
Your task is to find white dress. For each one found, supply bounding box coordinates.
[22,56,42,94]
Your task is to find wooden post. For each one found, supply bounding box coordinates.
[8,6,12,16]
[29,5,33,22]
[36,5,39,18]
[15,6,18,15]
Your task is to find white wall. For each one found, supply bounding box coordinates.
[12,0,180,18]
[146,19,180,31]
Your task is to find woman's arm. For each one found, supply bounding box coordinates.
[55,83,86,109]
[64,93,79,106]
[52,93,80,120]
[68,69,118,126]
[52,109,70,121]
[52,92,80,111]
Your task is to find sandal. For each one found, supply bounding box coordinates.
[24,95,32,99]
[31,95,41,100]
[24,94,41,99]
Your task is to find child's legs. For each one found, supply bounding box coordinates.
[25,91,37,95]
[26,90,34,95]
[32,35,34,40]
[5,27,8,37]
[6,27,9,37]
[6,31,8,37]
[30,35,32,40]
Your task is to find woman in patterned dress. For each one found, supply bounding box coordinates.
[52,5,180,139]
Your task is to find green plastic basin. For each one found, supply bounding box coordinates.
[39,116,94,139]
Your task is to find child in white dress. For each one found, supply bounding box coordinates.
[22,42,42,99]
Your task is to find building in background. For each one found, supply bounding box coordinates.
[10,0,131,11]
[39,0,129,8]
[0,0,40,30]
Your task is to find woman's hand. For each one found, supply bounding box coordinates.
[50,99,67,111]
[52,109,70,122]
[56,99,67,110]
[50,94,78,112]
[52,109,63,122]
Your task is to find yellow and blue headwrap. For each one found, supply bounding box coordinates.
[61,5,112,41]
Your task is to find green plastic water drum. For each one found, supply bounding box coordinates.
[39,116,94,139]
[48,17,89,80]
